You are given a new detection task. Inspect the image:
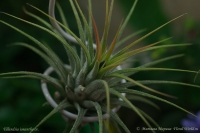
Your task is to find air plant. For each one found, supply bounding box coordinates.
[0,0,200,133]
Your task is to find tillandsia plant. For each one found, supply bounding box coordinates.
[1,0,200,133]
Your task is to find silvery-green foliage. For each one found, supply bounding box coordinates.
[0,0,200,133]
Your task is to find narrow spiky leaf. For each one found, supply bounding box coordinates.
[88,0,93,43]
[0,16,72,82]
[91,102,103,133]
[24,9,81,75]
[91,15,102,61]
[109,118,122,133]
[118,0,138,41]
[110,99,161,131]
[108,37,172,65]
[85,62,99,85]
[30,99,71,133]
[110,73,176,98]
[112,67,197,75]
[67,73,75,90]
[117,13,187,56]
[102,105,131,133]
[110,89,155,133]
[56,2,69,29]
[116,29,146,48]
[126,80,200,89]
[137,109,161,130]
[10,42,63,79]
[101,80,110,115]
[101,0,115,52]
[0,71,64,91]
[116,88,200,119]
[74,0,94,59]
[194,70,200,83]
[138,54,184,68]
[23,7,52,29]
[70,104,87,133]
[110,43,190,66]
[69,0,85,43]
[99,62,122,77]
[75,70,85,86]
[126,95,160,110]
[27,4,91,62]
[105,22,122,61]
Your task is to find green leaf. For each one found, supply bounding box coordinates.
[104,22,122,62]
[101,80,110,115]
[116,29,146,48]
[85,62,99,85]
[10,42,63,80]
[30,99,71,133]
[116,13,187,56]
[101,0,114,52]
[73,0,94,60]
[141,43,191,53]
[110,99,160,129]
[1,12,83,80]
[88,0,93,47]
[109,41,188,66]
[91,102,103,133]
[112,67,197,75]
[126,95,160,110]
[124,80,200,89]
[109,118,121,133]
[110,97,159,110]
[85,79,110,114]
[69,0,85,43]
[102,105,131,133]
[70,103,87,133]
[75,70,85,86]
[0,71,64,93]
[109,73,176,98]
[137,108,161,130]
[23,7,52,29]
[116,88,199,119]
[138,54,184,68]
[118,0,138,42]
[24,6,80,74]
[0,19,68,82]
[56,2,69,30]
[110,89,155,133]
[105,54,184,81]
[27,4,91,63]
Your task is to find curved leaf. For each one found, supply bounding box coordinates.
[116,88,199,119]
[30,99,71,133]
[70,103,87,133]
[0,71,64,93]
[102,105,131,133]
[0,20,68,82]
[110,88,155,133]
[109,73,176,98]
[91,102,103,133]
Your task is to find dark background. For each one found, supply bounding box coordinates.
[0,0,200,133]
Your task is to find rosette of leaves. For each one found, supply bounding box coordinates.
[0,0,200,133]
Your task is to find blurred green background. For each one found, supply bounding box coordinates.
[0,0,200,133]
